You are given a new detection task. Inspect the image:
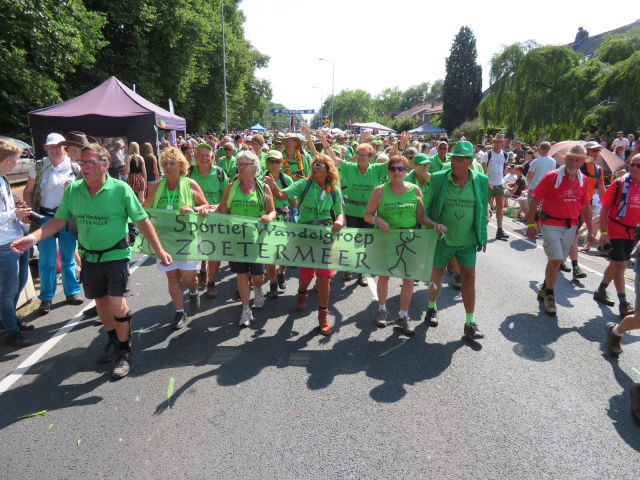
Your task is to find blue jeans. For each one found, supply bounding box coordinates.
[38,215,81,301]
[0,242,29,335]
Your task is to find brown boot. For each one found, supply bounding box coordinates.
[197,270,208,290]
[318,308,331,335]
[604,322,622,356]
[297,291,307,310]
[206,281,218,298]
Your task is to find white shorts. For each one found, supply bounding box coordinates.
[156,259,200,272]
[540,224,577,261]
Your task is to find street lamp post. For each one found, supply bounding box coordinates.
[222,1,228,134]
[319,58,334,127]
[312,86,323,129]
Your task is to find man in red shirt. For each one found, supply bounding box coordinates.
[593,154,640,316]
[526,145,594,315]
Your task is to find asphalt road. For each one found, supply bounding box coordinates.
[1,216,639,479]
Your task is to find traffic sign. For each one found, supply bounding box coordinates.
[325,119,330,126]
[270,109,315,114]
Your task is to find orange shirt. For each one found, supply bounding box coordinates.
[580,162,603,200]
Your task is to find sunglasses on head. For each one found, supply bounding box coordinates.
[388,166,406,172]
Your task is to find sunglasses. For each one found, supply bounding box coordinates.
[388,166,406,172]
[266,159,282,164]
[406,156,415,160]
[237,163,253,168]
[438,147,448,150]
[224,148,233,151]
[311,162,326,168]
[77,160,104,167]
[629,163,640,168]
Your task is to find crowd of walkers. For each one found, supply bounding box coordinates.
[2,125,640,425]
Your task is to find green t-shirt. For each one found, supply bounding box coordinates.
[190,166,229,205]
[282,178,343,224]
[229,184,262,218]
[339,161,388,217]
[376,183,419,230]
[440,176,476,246]
[283,151,310,177]
[259,171,293,209]
[428,155,447,174]
[405,171,429,213]
[218,156,237,178]
[55,176,147,263]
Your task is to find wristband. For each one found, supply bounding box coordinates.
[527,224,536,228]
[372,214,377,224]
[601,232,608,235]
[28,234,38,245]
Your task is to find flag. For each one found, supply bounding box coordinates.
[168,98,174,114]
[157,119,166,128]
[290,115,294,132]
[414,115,420,122]
[349,117,352,126]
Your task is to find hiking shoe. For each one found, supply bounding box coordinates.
[239,308,252,327]
[254,288,265,307]
[111,351,131,380]
[344,271,353,281]
[297,291,307,310]
[39,300,52,315]
[572,265,587,280]
[593,289,615,306]
[6,331,32,348]
[620,301,635,317]
[318,309,331,335]
[206,282,218,298]
[358,273,368,287]
[170,311,187,330]
[17,320,34,332]
[197,270,208,290]
[544,295,557,315]
[452,273,461,290]
[97,338,119,363]
[425,308,438,326]
[538,288,546,301]
[268,283,279,298]
[464,322,485,339]
[559,262,571,272]
[374,309,387,328]
[605,322,622,356]
[395,316,415,336]
[84,305,98,317]
[189,292,200,313]
[277,272,287,290]
[630,384,640,427]
[496,229,509,241]
[65,295,84,305]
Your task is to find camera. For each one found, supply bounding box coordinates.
[28,211,45,225]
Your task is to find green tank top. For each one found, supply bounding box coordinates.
[229,184,262,218]
[377,183,418,229]
[153,176,195,209]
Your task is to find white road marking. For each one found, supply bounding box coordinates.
[0,256,149,396]
[365,274,378,301]
[489,222,635,292]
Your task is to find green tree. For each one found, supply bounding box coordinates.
[400,82,431,110]
[441,26,482,133]
[428,79,444,102]
[263,102,304,130]
[1,0,106,139]
[314,90,374,129]
[373,87,404,113]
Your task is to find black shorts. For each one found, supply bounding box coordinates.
[345,215,373,229]
[229,262,266,276]
[609,239,636,262]
[81,259,132,299]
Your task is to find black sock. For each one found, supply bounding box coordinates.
[107,329,118,340]
[618,293,627,303]
[599,282,609,292]
[541,280,547,289]
[319,306,328,310]
[118,337,131,352]
[571,260,578,268]
[546,288,554,296]
[298,289,307,294]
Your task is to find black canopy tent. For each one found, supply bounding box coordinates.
[28,76,186,158]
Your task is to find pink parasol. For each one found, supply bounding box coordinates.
[549,140,625,175]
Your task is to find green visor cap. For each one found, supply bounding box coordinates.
[412,153,431,165]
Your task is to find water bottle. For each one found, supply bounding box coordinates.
[293,208,299,223]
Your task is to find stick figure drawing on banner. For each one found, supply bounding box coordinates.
[388,231,417,277]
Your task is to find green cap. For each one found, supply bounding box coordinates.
[450,141,475,158]
[412,153,431,165]
[331,145,341,153]
[195,143,212,151]
[266,150,283,160]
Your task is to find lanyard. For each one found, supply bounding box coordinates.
[166,179,179,208]
[0,176,9,210]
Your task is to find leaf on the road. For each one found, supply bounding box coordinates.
[48,424,53,429]
[167,377,175,409]
[379,341,408,357]
[18,410,47,419]
[77,439,81,447]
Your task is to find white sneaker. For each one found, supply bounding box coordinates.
[254,288,265,308]
[239,308,252,327]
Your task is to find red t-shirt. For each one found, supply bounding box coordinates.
[532,170,590,227]
[599,177,640,239]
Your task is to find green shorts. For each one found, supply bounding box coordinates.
[433,240,477,269]
[488,184,506,198]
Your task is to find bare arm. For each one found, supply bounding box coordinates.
[10,217,67,254]
[124,155,131,176]
[364,186,385,230]
[23,177,36,207]
[214,184,233,214]
[260,185,277,223]
[263,175,289,200]
[140,156,147,180]
[316,130,339,167]
[153,157,160,181]
[142,182,160,208]
[301,125,318,156]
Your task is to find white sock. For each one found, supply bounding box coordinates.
[612,324,622,336]
[176,309,184,313]
[378,304,386,311]
[242,305,251,312]
[399,310,408,318]
[189,289,197,295]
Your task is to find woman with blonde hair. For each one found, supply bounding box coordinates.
[142,142,160,197]
[142,147,209,330]
[265,153,346,335]
[125,142,147,202]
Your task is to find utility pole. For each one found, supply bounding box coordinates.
[222,1,228,134]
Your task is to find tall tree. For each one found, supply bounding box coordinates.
[428,79,445,102]
[441,26,482,133]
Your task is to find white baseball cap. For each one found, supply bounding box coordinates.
[45,133,65,145]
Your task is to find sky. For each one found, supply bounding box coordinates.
[240,0,639,122]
